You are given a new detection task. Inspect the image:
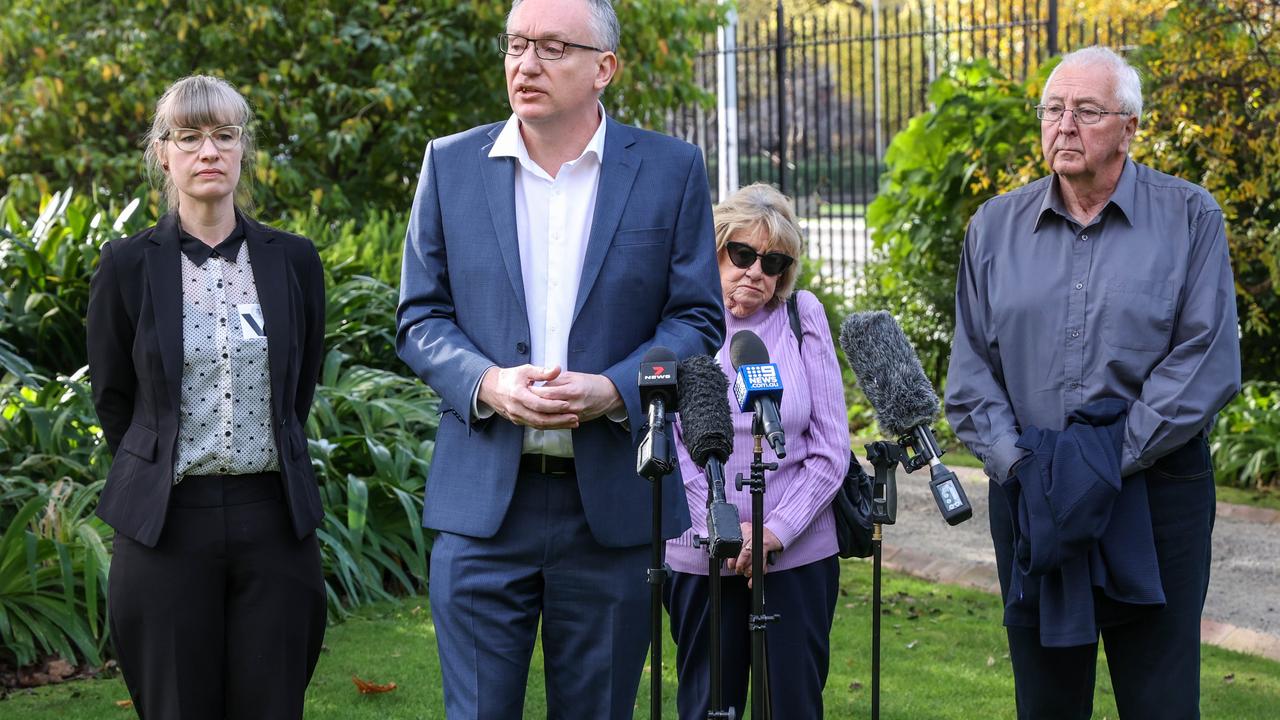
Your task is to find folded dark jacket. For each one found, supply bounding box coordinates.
[1002,398,1165,647]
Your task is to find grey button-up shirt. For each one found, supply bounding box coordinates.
[945,159,1240,482]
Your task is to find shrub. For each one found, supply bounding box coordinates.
[1211,382,1280,490]
[307,350,439,615]
[1132,0,1280,382]
[0,190,141,375]
[859,60,1044,386]
[0,0,727,219]
[0,478,111,668]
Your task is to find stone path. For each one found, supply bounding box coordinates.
[874,465,1280,662]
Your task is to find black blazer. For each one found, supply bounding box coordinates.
[87,211,326,547]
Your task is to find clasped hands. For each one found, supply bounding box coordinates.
[478,364,622,429]
[726,522,783,588]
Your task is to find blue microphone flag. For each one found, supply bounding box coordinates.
[733,362,783,413]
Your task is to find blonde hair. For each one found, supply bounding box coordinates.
[713,182,804,308]
[143,75,256,212]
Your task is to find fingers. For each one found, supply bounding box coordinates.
[490,365,574,427]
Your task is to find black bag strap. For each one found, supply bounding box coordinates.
[786,292,804,352]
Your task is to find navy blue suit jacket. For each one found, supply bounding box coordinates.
[396,117,725,548]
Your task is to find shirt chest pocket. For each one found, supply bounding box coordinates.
[1101,278,1176,352]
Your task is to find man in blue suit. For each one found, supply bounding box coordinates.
[396,0,725,716]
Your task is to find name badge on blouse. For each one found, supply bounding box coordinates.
[237,304,267,340]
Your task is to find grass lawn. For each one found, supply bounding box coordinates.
[4,565,1278,719]
[1216,484,1280,513]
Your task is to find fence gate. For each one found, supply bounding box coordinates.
[666,0,1135,292]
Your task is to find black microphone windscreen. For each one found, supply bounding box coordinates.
[728,330,770,369]
[677,355,734,467]
[838,311,939,437]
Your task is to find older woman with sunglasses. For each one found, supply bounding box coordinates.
[664,183,850,720]
[87,75,327,719]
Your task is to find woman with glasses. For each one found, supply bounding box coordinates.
[664,183,850,719]
[87,75,327,719]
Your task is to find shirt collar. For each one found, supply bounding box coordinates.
[179,214,246,266]
[1034,157,1137,232]
[489,101,608,179]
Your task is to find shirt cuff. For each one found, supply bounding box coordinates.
[1120,441,1152,477]
[985,433,1029,485]
[471,366,497,420]
[605,404,628,424]
[764,519,795,553]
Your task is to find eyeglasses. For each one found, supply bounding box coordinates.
[725,241,795,277]
[163,125,244,152]
[498,33,605,61]
[1035,104,1130,125]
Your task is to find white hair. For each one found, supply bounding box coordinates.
[1044,46,1143,122]
[508,0,619,52]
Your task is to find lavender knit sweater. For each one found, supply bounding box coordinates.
[666,290,850,575]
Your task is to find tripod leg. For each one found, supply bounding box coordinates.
[872,525,882,720]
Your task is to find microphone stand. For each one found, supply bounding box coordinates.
[638,399,675,720]
[863,441,900,720]
[735,415,779,720]
[693,461,740,720]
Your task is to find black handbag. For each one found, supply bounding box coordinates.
[786,293,876,559]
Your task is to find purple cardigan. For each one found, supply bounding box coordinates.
[666,290,850,575]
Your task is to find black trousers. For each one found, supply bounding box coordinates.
[665,555,840,720]
[990,437,1216,720]
[108,473,327,720]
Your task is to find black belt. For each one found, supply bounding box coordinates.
[519,454,575,476]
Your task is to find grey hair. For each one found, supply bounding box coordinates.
[713,182,804,308]
[1044,45,1143,122]
[143,75,256,212]
[508,0,620,52]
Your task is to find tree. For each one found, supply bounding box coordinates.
[1132,0,1280,381]
[0,0,726,219]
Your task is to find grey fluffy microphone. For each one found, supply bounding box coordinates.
[839,311,972,525]
[677,355,742,559]
[838,311,938,436]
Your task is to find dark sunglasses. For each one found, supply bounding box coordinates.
[725,241,795,277]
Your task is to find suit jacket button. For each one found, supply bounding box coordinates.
[516,342,528,354]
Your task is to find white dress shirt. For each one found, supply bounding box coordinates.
[480,107,608,457]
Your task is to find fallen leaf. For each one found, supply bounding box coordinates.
[1223,673,1235,685]
[352,675,398,694]
[116,699,134,708]
[849,681,863,691]
[987,655,996,667]
[906,640,919,650]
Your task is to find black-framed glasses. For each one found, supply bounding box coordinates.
[725,241,795,277]
[163,125,244,152]
[497,33,605,61]
[1035,104,1130,125]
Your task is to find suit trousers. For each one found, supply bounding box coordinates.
[107,472,327,720]
[990,437,1216,720]
[665,555,840,720]
[428,467,651,719]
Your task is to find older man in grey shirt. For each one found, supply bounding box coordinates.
[945,46,1240,719]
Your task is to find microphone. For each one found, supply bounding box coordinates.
[636,346,678,480]
[677,355,743,559]
[839,311,972,525]
[729,330,787,458]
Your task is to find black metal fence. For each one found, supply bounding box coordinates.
[667,0,1137,288]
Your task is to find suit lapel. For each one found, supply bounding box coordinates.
[244,216,289,421]
[574,118,639,323]
[479,130,529,319]
[144,213,185,412]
